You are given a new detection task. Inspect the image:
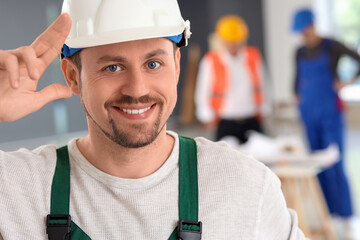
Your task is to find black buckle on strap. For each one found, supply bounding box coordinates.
[46,214,71,240]
[178,219,202,240]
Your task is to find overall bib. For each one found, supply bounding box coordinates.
[46,136,202,240]
[297,40,353,217]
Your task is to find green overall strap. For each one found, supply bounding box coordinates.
[168,136,201,240]
[47,146,91,240]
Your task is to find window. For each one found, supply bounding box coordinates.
[333,0,360,102]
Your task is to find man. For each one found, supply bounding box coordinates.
[292,8,360,238]
[195,15,271,144]
[0,1,306,239]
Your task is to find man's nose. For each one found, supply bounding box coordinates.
[120,69,150,98]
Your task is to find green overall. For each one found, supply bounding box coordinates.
[46,136,202,240]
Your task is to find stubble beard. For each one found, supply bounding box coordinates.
[80,93,169,148]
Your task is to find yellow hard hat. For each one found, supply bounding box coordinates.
[215,15,249,43]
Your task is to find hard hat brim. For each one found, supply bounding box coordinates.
[65,24,186,48]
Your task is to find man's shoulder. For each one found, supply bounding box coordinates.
[0,144,58,178]
[0,144,58,239]
[296,45,306,57]
[245,45,261,55]
[194,136,269,176]
[195,136,262,160]
[203,50,222,62]
[0,143,58,197]
[194,136,277,206]
[0,144,57,162]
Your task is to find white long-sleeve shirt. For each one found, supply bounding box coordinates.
[0,131,306,239]
[195,49,272,123]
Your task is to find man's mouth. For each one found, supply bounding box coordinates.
[114,105,154,115]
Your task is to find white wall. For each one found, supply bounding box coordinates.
[262,0,313,103]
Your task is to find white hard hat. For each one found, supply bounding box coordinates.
[61,0,191,50]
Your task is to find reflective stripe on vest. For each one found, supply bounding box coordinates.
[47,136,201,240]
[206,47,264,117]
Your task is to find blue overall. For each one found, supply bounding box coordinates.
[297,40,353,217]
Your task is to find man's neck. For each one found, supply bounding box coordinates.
[305,35,323,48]
[76,127,175,179]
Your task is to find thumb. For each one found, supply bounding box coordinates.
[35,83,73,110]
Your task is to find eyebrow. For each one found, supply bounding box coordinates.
[96,49,169,64]
[97,55,127,64]
[144,49,169,59]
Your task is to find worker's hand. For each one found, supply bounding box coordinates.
[0,13,73,122]
[334,76,358,92]
[335,81,348,92]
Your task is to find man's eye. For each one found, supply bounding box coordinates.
[147,61,160,70]
[106,65,120,72]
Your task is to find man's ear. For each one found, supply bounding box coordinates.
[175,47,181,83]
[61,58,81,95]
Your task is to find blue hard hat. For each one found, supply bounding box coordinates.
[292,8,314,33]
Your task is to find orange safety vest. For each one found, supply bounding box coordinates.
[205,47,264,118]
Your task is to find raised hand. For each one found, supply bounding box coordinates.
[0,13,73,122]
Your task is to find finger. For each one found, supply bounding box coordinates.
[18,46,39,80]
[31,13,72,64]
[34,83,73,110]
[0,50,20,88]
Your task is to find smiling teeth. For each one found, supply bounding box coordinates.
[120,106,151,114]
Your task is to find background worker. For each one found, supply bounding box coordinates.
[195,15,271,143]
[292,8,360,238]
[0,1,307,239]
